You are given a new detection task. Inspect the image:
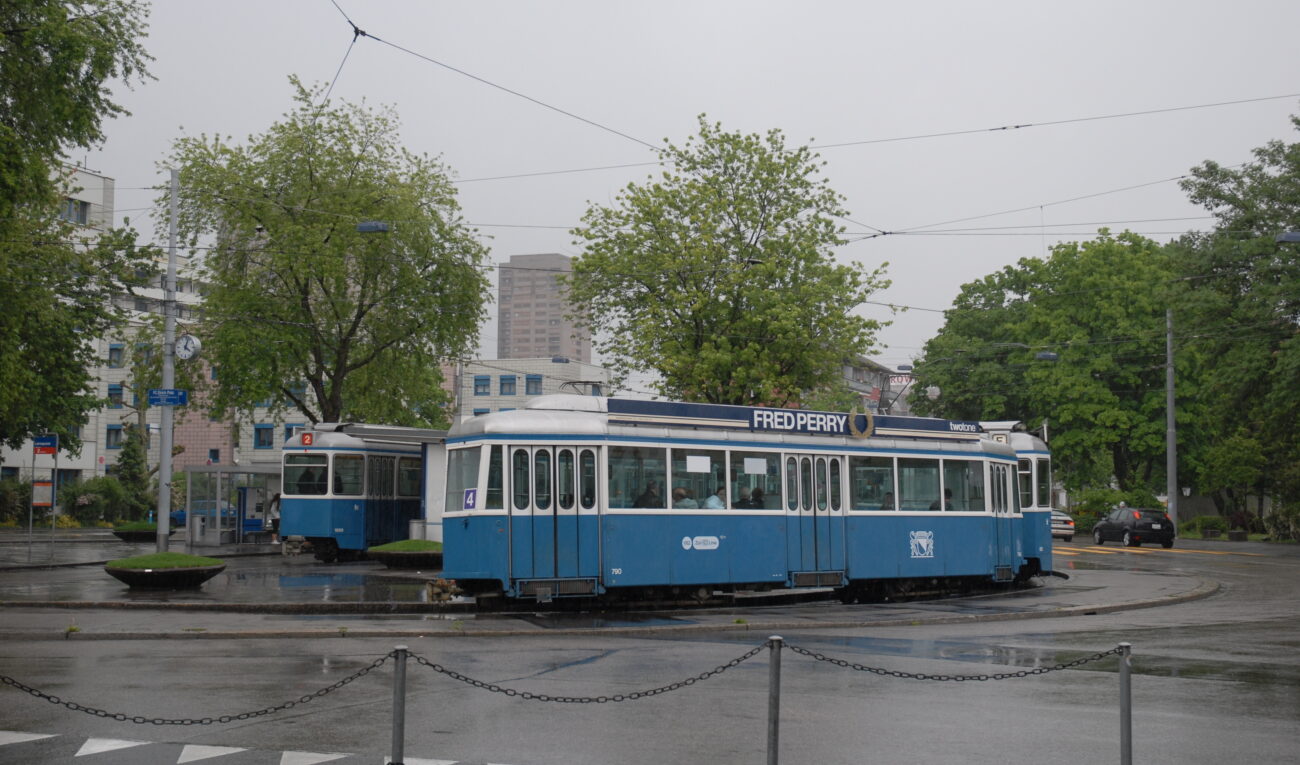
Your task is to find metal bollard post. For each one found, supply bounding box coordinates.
[1118,642,1131,765]
[767,635,783,765]
[392,645,408,765]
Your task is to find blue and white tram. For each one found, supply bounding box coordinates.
[442,396,1051,601]
[981,420,1055,557]
[280,425,432,562]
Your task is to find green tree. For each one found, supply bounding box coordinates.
[568,117,888,405]
[1175,115,1300,511]
[166,81,491,425]
[113,423,151,520]
[913,231,1188,493]
[0,1,156,457]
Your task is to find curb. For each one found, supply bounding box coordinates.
[0,578,1221,642]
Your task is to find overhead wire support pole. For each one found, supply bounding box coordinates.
[156,168,179,553]
[1166,308,1177,527]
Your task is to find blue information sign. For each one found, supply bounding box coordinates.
[33,434,58,454]
[147,388,189,406]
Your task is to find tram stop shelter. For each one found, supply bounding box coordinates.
[181,464,281,546]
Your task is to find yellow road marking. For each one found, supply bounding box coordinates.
[1056,544,1264,558]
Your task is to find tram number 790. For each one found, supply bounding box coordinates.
[610,568,623,576]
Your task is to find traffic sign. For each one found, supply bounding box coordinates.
[148,388,189,406]
[33,434,58,455]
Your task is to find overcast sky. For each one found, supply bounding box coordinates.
[86,0,1300,379]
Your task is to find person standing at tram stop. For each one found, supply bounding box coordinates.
[267,493,282,543]
[634,480,663,508]
[704,486,727,509]
[930,488,954,511]
[672,487,699,508]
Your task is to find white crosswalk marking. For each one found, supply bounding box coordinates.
[0,730,57,746]
[386,757,460,765]
[178,744,248,762]
[75,737,150,756]
[279,750,350,765]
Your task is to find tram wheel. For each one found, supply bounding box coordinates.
[314,539,339,563]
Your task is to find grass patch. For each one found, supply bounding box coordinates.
[368,539,443,553]
[106,552,224,570]
[113,521,157,532]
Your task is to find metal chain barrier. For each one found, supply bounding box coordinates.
[0,652,393,725]
[784,643,1124,681]
[409,643,767,703]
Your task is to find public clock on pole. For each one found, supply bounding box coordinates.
[175,334,202,360]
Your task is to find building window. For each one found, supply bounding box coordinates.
[254,424,275,449]
[59,198,90,225]
[107,344,124,368]
[590,383,602,397]
[473,375,490,395]
[500,375,517,395]
[526,374,543,395]
[208,448,220,464]
[133,297,151,313]
[106,425,123,449]
[472,408,490,416]
[107,384,124,409]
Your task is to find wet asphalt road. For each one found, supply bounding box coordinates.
[0,532,1296,764]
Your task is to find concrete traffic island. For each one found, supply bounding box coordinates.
[103,552,226,589]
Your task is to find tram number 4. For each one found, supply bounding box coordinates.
[610,568,623,576]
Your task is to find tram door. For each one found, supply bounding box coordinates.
[509,447,591,579]
[785,454,846,572]
[990,463,1015,578]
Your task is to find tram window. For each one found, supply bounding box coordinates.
[333,455,364,496]
[729,451,779,509]
[849,455,893,510]
[815,457,828,511]
[670,448,725,509]
[485,446,503,509]
[512,449,530,510]
[557,450,575,509]
[534,450,552,510]
[785,457,798,511]
[445,447,481,512]
[397,457,421,498]
[368,456,396,498]
[284,454,327,495]
[1018,459,1033,508]
[608,446,666,509]
[898,458,939,511]
[579,449,596,509]
[829,458,842,511]
[800,457,813,511]
[1036,458,1051,508]
[942,459,983,511]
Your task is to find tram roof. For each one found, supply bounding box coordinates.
[452,395,992,446]
[309,422,448,446]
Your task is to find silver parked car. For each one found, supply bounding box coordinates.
[1050,510,1075,541]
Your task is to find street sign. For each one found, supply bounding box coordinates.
[148,388,189,406]
[33,434,58,455]
[32,480,53,507]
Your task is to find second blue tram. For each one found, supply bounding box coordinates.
[442,395,1053,602]
[280,426,430,562]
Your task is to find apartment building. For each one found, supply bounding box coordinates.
[497,253,591,363]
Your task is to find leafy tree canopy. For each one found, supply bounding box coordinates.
[167,80,491,426]
[1175,114,1300,508]
[912,231,1184,492]
[568,116,888,406]
[0,1,156,457]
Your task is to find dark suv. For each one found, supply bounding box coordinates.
[1093,507,1175,548]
